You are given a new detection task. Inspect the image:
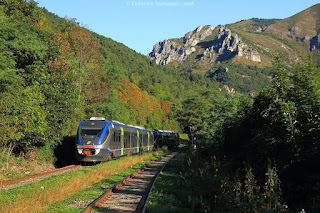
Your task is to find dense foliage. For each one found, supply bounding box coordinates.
[1,1,319,211]
[207,63,272,95]
[178,55,320,212]
[0,0,222,161]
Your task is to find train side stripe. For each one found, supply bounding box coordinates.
[121,127,124,155]
[77,121,82,145]
[137,130,139,152]
[102,146,154,153]
[97,122,111,145]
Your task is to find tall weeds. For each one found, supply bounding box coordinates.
[0,143,15,170]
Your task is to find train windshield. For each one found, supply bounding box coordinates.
[81,128,102,139]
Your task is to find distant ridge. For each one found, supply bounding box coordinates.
[266,3,320,51]
[147,4,320,95]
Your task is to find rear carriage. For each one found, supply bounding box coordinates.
[153,130,180,148]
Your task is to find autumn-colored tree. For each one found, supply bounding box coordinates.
[115,78,169,126]
[160,100,170,115]
[67,24,102,103]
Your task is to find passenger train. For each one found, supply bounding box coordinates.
[76,117,179,162]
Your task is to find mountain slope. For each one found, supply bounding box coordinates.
[0,1,224,156]
[148,4,320,95]
[266,3,320,48]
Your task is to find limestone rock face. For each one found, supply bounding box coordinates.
[184,25,215,46]
[222,85,236,95]
[216,25,261,62]
[148,40,196,65]
[148,25,261,64]
[148,25,215,65]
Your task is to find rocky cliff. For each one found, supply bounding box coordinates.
[147,4,320,96]
[148,25,214,65]
[148,25,261,65]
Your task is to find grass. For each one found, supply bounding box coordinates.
[0,150,168,213]
[146,151,196,213]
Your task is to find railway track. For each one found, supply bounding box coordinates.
[82,152,178,213]
[0,164,82,190]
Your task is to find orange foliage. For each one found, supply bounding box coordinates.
[69,26,102,65]
[115,79,161,124]
[160,100,170,115]
[47,33,72,76]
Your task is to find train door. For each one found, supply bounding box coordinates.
[136,130,140,152]
[129,130,132,149]
[120,127,124,155]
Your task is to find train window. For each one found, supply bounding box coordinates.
[112,131,120,149]
[129,132,132,147]
[124,131,130,148]
[111,132,116,149]
[132,133,136,147]
[110,130,114,143]
[150,133,154,143]
[81,128,102,139]
[114,131,120,143]
[105,128,110,138]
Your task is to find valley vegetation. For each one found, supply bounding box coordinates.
[0,0,319,212]
[170,55,320,212]
[0,0,219,164]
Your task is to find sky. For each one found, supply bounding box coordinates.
[35,0,320,55]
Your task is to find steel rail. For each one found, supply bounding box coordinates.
[0,165,82,187]
[81,155,167,213]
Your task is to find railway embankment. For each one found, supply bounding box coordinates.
[82,151,178,213]
[0,150,167,213]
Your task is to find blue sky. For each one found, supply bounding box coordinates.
[36,0,320,55]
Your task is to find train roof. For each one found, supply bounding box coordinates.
[88,117,152,132]
[156,130,179,134]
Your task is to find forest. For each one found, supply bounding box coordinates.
[176,55,320,212]
[0,0,223,160]
[0,0,320,212]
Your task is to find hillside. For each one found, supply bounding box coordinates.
[148,4,320,95]
[0,0,229,167]
[0,1,320,212]
[266,3,320,49]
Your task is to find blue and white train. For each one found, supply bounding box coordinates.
[76,117,156,162]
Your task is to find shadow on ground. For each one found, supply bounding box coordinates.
[54,136,78,168]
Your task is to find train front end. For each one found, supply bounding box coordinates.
[76,117,110,162]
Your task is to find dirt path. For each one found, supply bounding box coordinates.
[95,152,177,213]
